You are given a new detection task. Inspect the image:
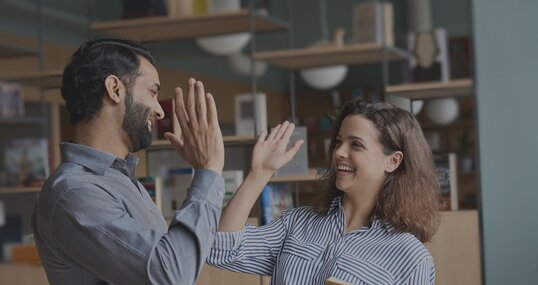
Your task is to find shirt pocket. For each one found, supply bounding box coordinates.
[333,254,394,285]
[280,235,325,261]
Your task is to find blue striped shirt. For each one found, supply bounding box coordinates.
[207,196,435,285]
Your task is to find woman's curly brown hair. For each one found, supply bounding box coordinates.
[320,98,440,242]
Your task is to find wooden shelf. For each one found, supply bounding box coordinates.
[270,169,320,183]
[0,186,41,194]
[386,79,474,100]
[148,135,256,150]
[0,70,62,89]
[0,117,45,125]
[91,10,288,42]
[0,43,39,59]
[253,43,408,70]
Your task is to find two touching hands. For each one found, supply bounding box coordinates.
[164,78,224,174]
[164,78,303,177]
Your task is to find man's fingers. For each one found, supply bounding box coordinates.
[164,132,184,151]
[195,81,208,127]
[174,87,189,132]
[186,78,198,127]
[206,93,219,128]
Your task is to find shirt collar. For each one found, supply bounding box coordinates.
[329,194,385,230]
[60,142,139,176]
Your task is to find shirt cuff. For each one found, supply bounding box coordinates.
[213,225,253,250]
[187,168,225,208]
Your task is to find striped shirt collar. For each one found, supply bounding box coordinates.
[328,194,385,231]
[60,142,139,177]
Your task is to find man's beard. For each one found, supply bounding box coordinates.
[122,89,153,153]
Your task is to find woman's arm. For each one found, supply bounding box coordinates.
[218,121,303,232]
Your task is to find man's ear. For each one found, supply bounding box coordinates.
[385,151,403,173]
[104,75,123,104]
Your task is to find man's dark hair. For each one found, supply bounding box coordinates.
[61,38,156,125]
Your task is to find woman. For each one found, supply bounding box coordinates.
[208,98,440,285]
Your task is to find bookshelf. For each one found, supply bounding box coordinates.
[385,79,474,100]
[0,70,63,89]
[253,43,408,70]
[91,10,288,42]
[0,186,41,194]
[0,43,39,59]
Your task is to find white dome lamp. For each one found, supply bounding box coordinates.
[426,97,459,125]
[227,51,268,78]
[196,33,251,56]
[195,0,250,56]
[387,95,424,115]
[300,65,348,90]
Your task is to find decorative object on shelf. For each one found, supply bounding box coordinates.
[434,153,458,210]
[426,97,459,125]
[4,138,50,187]
[234,93,267,136]
[195,0,251,55]
[385,94,424,115]
[227,51,268,78]
[122,0,167,19]
[457,131,474,173]
[407,28,451,82]
[300,0,348,90]
[167,0,193,17]
[352,0,394,46]
[0,82,24,117]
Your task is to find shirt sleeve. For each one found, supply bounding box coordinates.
[49,169,224,285]
[206,209,292,276]
[401,256,436,285]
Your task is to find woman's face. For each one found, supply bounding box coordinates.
[332,115,394,196]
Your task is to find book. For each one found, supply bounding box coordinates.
[408,28,451,82]
[275,126,308,177]
[222,170,243,207]
[434,153,458,210]
[234,93,267,136]
[138,176,164,212]
[155,99,174,140]
[260,183,294,225]
[0,81,24,117]
[352,1,394,46]
[162,167,194,218]
[4,138,50,187]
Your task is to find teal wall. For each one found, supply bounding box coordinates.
[473,0,538,284]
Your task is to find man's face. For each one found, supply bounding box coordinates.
[122,56,163,153]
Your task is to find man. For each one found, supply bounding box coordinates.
[32,38,225,284]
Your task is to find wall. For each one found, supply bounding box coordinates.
[473,0,538,284]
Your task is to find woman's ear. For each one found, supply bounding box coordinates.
[385,151,403,173]
[104,75,123,104]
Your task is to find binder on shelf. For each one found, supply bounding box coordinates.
[260,183,294,225]
[434,153,458,210]
[274,126,308,177]
[352,1,394,46]
[234,93,267,136]
[222,170,243,207]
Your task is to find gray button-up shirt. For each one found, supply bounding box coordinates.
[32,142,224,285]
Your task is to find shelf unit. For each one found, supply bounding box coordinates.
[91,9,288,42]
[0,186,41,195]
[0,42,40,59]
[0,70,63,89]
[253,43,408,70]
[385,79,474,100]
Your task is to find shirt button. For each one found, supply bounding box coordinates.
[218,191,223,197]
